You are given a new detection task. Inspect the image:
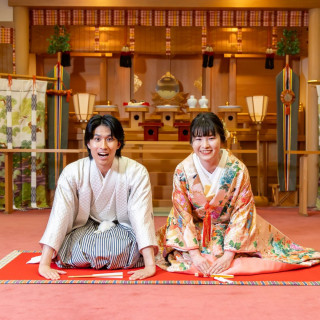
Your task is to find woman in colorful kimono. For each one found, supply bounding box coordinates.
[39,114,157,280]
[156,112,320,276]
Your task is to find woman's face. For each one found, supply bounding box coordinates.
[192,133,221,172]
[87,124,120,176]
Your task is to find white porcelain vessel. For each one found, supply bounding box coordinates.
[187,95,197,108]
[199,95,208,108]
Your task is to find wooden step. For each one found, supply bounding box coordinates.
[152,199,173,207]
[149,172,174,186]
[139,159,182,172]
[153,207,171,216]
[152,185,173,199]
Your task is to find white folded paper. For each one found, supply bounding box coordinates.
[26,255,42,264]
[68,272,123,279]
[214,276,234,284]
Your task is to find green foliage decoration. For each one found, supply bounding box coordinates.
[276,29,300,56]
[47,25,71,54]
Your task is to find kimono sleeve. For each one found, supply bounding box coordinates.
[127,163,158,253]
[223,167,258,253]
[166,166,200,251]
[39,169,79,256]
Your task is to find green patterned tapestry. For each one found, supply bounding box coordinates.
[0,78,48,209]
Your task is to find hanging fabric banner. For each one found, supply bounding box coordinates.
[276,63,299,191]
[0,78,48,209]
[47,63,70,190]
[94,27,100,52]
[237,27,242,53]
[129,27,135,54]
[166,27,171,56]
[31,77,37,208]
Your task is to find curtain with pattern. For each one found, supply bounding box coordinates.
[0,78,48,210]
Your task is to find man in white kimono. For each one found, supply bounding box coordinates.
[39,115,158,280]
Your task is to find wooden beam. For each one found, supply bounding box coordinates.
[1,145,257,213]
[286,150,320,155]
[0,73,57,82]
[224,54,267,59]
[308,80,320,85]
[70,52,112,58]
[8,0,320,9]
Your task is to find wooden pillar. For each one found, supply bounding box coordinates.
[299,155,308,216]
[13,6,29,75]
[202,67,206,96]
[229,57,236,105]
[130,58,134,101]
[307,8,320,207]
[100,57,107,103]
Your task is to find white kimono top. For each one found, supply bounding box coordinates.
[40,156,158,256]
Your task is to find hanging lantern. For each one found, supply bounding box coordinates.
[246,95,268,124]
[73,93,96,122]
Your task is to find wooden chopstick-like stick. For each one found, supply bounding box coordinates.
[68,272,123,278]
[194,273,234,279]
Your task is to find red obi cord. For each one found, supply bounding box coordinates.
[202,203,212,247]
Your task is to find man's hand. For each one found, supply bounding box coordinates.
[38,264,67,280]
[128,246,156,280]
[38,244,67,280]
[128,265,156,280]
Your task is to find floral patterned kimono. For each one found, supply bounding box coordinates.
[156,150,320,275]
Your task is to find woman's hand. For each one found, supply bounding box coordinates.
[128,246,156,280]
[39,264,67,280]
[189,249,211,276]
[208,251,235,275]
[128,265,156,280]
[38,244,66,280]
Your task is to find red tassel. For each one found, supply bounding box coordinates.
[202,203,211,247]
[285,105,290,115]
[66,90,71,102]
[8,75,12,89]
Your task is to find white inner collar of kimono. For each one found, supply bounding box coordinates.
[193,149,227,198]
[89,157,119,222]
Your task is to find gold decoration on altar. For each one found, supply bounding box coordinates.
[156,72,179,99]
[194,77,202,93]
[134,74,142,93]
[151,91,188,107]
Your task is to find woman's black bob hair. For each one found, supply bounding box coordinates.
[190,112,226,143]
[84,114,125,159]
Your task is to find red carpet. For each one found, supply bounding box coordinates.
[1,251,320,285]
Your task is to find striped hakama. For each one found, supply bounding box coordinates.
[55,219,144,269]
